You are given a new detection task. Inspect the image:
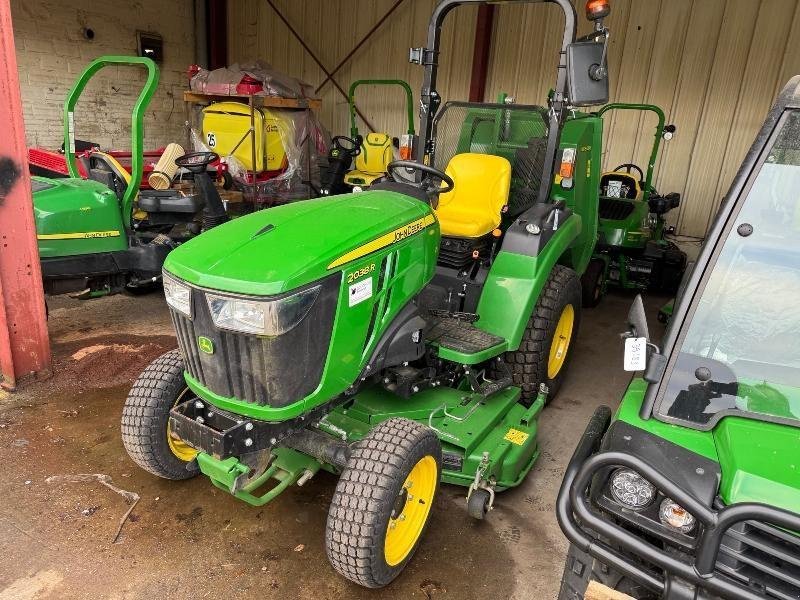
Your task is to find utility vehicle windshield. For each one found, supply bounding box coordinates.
[658,110,800,427]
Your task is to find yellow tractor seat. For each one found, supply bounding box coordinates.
[344,132,394,187]
[435,153,512,238]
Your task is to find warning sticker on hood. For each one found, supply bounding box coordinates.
[349,278,372,307]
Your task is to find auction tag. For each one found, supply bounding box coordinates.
[348,277,372,307]
[624,337,647,371]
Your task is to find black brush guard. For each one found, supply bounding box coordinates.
[557,407,800,599]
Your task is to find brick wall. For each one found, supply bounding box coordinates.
[11,0,196,151]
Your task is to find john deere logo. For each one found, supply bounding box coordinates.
[197,336,214,355]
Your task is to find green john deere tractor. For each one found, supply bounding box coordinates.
[122,0,613,588]
[580,103,687,307]
[558,76,800,599]
[34,56,227,298]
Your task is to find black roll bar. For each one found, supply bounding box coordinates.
[414,0,578,204]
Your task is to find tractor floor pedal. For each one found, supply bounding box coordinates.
[427,317,505,355]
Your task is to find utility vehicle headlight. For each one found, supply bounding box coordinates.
[609,469,656,510]
[164,273,192,317]
[206,286,320,336]
[659,498,696,534]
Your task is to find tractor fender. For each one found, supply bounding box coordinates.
[476,213,582,351]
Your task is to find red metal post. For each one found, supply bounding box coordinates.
[208,0,228,69]
[0,0,51,389]
[468,4,495,103]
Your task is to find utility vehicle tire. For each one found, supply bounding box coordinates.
[121,349,199,480]
[326,418,442,588]
[580,259,605,308]
[491,265,582,405]
[558,543,657,600]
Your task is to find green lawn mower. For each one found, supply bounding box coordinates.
[581,103,686,307]
[122,0,613,588]
[34,56,227,298]
[558,76,800,599]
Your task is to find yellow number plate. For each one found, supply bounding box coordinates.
[504,428,529,446]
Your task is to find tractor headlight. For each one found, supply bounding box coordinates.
[206,286,320,336]
[609,468,656,510]
[163,273,192,317]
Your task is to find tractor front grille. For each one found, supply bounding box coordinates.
[171,274,340,408]
[599,197,636,221]
[716,520,800,600]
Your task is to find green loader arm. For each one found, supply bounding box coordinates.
[348,79,415,138]
[597,103,666,203]
[63,55,160,231]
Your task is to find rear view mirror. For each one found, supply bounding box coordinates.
[566,41,609,106]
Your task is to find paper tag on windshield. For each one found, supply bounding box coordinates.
[624,337,647,371]
[348,278,372,307]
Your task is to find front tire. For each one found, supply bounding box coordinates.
[121,349,199,480]
[326,418,442,588]
[493,265,582,405]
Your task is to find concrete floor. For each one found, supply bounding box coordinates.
[0,289,667,600]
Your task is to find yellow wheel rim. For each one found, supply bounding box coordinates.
[547,304,575,380]
[384,455,437,567]
[167,389,198,462]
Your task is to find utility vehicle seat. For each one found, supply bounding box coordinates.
[344,133,394,187]
[435,153,511,238]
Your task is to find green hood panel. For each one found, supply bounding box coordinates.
[618,379,800,514]
[714,418,800,514]
[164,191,434,295]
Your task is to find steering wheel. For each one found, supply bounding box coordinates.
[614,163,644,182]
[332,135,362,157]
[387,160,454,195]
[176,151,219,174]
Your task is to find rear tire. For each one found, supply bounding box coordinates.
[326,418,442,588]
[580,258,605,308]
[121,349,199,480]
[492,265,582,405]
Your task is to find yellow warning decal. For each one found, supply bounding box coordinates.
[504,428,529,446]
[37,230,121,240]
[328,214,436,269]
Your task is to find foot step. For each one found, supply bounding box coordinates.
[427,316,505,355]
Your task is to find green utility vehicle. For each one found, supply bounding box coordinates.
[557,77,800,599]
[581,103,686,307]
[34,56,226,297]
[122,0,613,588]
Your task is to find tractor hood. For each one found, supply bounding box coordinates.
[714,417,800,514]
[164,190,435,295]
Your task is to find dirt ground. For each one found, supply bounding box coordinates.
[0,289,668,600]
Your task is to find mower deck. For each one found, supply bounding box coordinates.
[324,383,543,490]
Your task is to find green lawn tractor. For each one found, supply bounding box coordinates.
[34,56,227,298]
[581,103,686,307]
[121,0,612,588]
[557,76,800,599]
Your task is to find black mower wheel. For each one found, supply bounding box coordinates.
[121,349,199,480]
[491,264,582,405]
[580,259,605,308]
[558,543,657,600]
[326,418,442,588]
[467,488,491,520]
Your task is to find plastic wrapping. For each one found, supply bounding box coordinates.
[190,60,315,99]
[187,59,328,204]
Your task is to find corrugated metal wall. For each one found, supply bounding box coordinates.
[228,0,800,237]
